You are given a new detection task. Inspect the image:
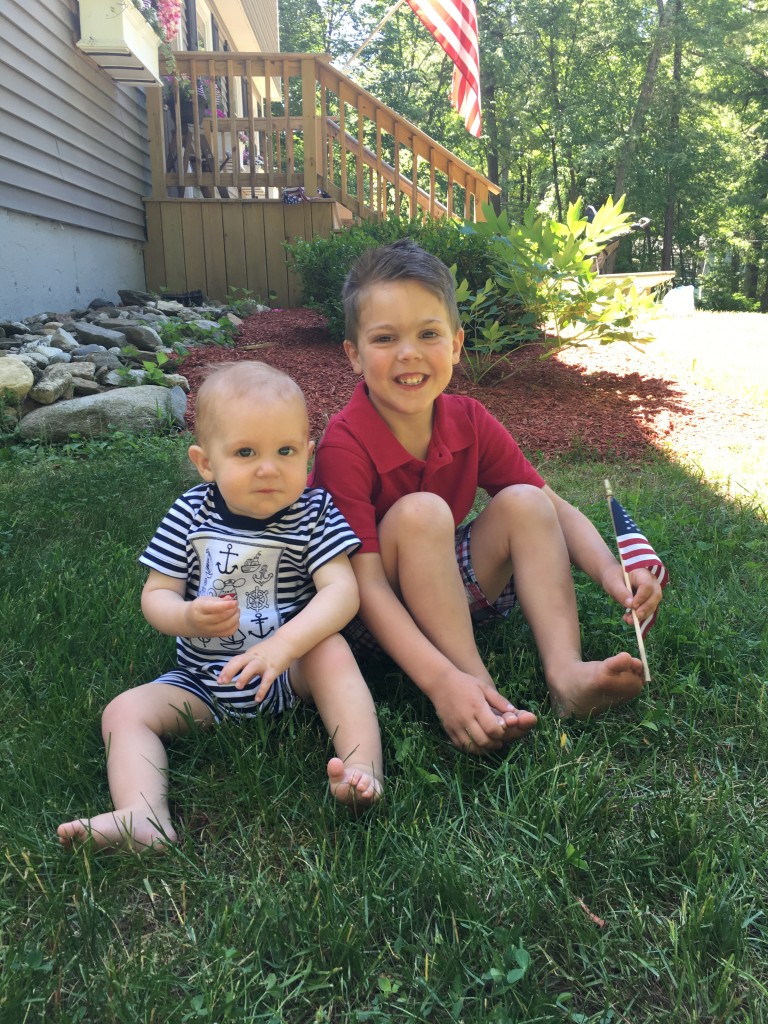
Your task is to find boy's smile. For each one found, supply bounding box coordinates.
[343,280,463,436]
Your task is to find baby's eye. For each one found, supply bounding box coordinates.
[278,446,296,456]
[236,447,255,458]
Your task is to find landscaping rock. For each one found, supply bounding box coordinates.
[0,356,34,401]
[18,385,188,441]
[28,364,76,405]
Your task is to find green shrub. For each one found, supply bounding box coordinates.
[458,197,657,383]
[285,215,496,342]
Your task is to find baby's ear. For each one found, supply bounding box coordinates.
[188,444,214,481]
[307,439,316,461]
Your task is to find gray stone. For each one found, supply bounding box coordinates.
[18,385,187,441]
[118,289,157,306]
[26,344,72,364]
[0,356,35,401]
[76,350,122,373]
[72,378,103,396]
[155,300,187,314]
[0,321,30,337]
[117,323,165,352]
[68,362,97,380]
[164,373,189,391]
[29,364,75,405]
[71,321,130,348]
[103,368,145,387]
[47,328,80,352]
[17,349,49,367]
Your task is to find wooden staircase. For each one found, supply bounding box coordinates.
[143,52,499,306]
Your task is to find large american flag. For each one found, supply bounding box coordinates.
[405,0,482,136]
[609,496,669,636]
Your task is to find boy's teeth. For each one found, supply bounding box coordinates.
[398,375,425,385]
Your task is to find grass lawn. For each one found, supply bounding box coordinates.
[1,316,767,1023]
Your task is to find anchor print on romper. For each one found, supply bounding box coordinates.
[191,535,283,655]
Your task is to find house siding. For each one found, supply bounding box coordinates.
[0,0,152,317]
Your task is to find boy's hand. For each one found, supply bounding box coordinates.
[603,564,663,627]
[186,593,241,637]
[217,634,294,701]
[431,670,537,752]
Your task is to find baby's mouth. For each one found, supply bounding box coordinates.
[396,374,427,387]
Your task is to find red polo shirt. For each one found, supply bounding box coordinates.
[310,382,545,554]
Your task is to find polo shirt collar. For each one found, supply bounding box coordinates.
[346,381,473,473]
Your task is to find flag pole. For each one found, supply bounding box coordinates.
[340,0,408,72]
[604,479,651,682]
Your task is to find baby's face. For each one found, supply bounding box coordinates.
[193,394,311,519]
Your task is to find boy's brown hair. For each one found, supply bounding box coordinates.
[342,239,462,342]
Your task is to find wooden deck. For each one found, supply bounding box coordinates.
[142,52,500,304]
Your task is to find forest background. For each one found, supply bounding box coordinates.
[281,0,768,313]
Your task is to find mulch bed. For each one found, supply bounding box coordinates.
[176,307,717,463]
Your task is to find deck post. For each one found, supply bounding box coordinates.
[301,57,319,195]
[146,85,167,199]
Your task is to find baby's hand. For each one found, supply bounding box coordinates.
[186,594,240,637]
[217,635,293,699]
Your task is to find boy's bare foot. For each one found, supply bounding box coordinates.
[327,757,383,810]
[498,707,538,742]
[57,808,176,852]
[548,653,646,718]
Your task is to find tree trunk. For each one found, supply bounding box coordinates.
[662,0,683,272]
[743,240,761,299]
[607,0,670,271]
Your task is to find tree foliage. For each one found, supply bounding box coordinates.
[279,0,768,309]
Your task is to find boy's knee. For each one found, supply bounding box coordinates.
[494,484,555,521]
[387,492,454,532]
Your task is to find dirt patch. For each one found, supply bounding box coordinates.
[176,307,754,464]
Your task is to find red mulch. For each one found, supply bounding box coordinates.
[176,307,716,462]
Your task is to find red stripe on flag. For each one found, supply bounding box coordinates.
[405,0,482,136]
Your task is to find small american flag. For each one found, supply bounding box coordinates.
[405,0,482,137]
[609,496,669,636]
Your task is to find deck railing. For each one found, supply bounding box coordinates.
[146,52,499,221]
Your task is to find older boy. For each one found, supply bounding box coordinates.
[58,362,382,851]
[310,240,664,753]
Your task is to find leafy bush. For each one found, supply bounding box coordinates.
[287,201,656,383]
[458,198,657,384]
[285,215,496,342]
[698,246,761,311]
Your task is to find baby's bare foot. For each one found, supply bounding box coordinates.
[327,757,383,811]
[57,808,176,852]
[549,653,645,718]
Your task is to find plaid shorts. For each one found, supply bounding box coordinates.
[343,519,516,657]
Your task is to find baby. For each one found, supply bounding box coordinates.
[58,361,383,851]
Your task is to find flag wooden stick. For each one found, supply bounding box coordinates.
[604,479,651,682]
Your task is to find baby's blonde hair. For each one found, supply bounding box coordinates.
[194,361,307,444]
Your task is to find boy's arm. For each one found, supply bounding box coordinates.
[351,552,514,751]
[141,569,241,638]
[543,485,663,624]
[216,553,360,696]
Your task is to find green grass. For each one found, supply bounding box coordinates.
[1,432,767,1023]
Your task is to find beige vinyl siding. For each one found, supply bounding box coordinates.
[242,0,279,51]
[0,0,152,242]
